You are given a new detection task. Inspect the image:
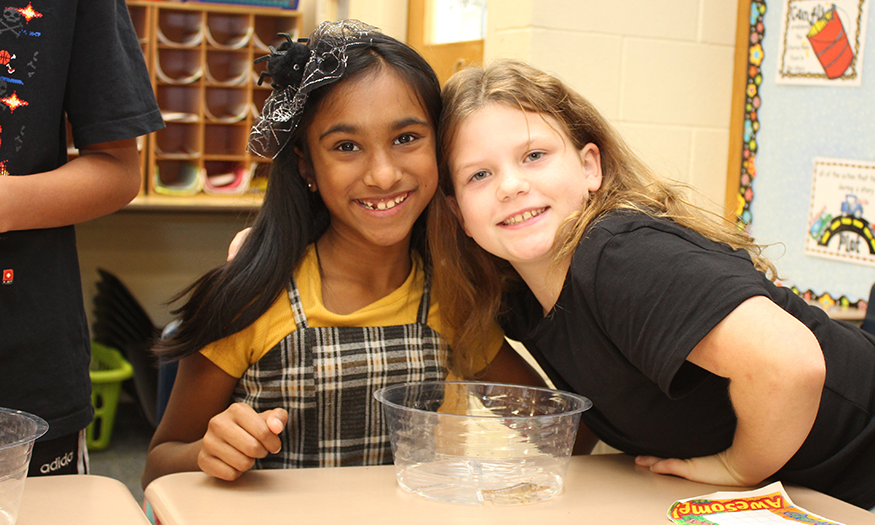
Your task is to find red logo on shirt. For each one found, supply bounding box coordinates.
[2,269,13,284]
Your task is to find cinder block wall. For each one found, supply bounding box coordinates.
[77,0,739,331]
[486,0,738,212]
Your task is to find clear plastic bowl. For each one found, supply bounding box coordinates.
[374,381,591,506]
[0,408,48,525]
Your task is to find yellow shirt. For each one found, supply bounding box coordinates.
[201,245,504,378]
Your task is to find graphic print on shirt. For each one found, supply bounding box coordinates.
[0,88,25,111]
[0,48,13,72]
[0,1,43,292]
[0,1,42,167]
[1,3,42,35]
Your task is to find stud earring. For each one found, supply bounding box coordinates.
[307,181,315,192]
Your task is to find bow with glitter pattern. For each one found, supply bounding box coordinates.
[249,19,388,159]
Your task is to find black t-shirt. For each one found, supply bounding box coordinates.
[0,1,163,440]
[503,211,875,508]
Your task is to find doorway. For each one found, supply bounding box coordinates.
[406,0,484,85]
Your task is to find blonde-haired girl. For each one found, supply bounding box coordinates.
[430,59,875,510]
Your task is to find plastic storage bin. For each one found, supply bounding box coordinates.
[87,342,134,451]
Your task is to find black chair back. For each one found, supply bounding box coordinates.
[862,283,875,335]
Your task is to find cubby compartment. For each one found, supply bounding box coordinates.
[205,49,250,86]
[206,12,253,49]
[128,4,150,44]
[204,160,253,195]
[156,9,204,47]
[204,160,247,180]
[154,123,201,158]
[204,124,249,157]
[253,15,298,52]
[204,87,249,123]
[153,159,205,195]
[157,85,200,123]
[156,48,203,84]
[128,0,301,205]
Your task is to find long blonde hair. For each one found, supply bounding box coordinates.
[429,60,775,371]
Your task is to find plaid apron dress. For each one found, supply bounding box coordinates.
[232,276,448,468]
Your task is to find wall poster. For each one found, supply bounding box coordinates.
[731,0,875,308]
[806,158,875,267]
[777,0,869,85]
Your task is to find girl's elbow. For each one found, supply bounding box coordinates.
[118,165,143,204]
[795,334,826,391]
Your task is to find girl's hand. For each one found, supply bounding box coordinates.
[197,403,288,481]
[634,453,747,487]
[651,296,825,489]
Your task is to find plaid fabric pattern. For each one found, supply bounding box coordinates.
[233,276,448,468]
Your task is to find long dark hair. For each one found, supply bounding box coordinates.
[158,31,442,361]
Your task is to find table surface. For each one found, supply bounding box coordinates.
[16,474,150,525]
[145,454,875,525]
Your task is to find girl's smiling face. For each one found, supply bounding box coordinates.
[447,103,602,269]
[303,68,437,249]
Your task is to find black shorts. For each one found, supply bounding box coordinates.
[28,429,89,476]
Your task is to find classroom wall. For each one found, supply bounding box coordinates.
[303,0,409,41]
[746,2,875,303]
[485,0,738,212]
[76,0,739,331]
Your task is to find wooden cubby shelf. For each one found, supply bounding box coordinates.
[123,0,302,211]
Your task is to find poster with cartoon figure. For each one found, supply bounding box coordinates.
[777,0,869,85]
[806,158,875,267]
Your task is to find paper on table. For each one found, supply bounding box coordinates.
[667,482,845,525]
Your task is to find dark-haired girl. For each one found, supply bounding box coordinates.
[141,21,543,488]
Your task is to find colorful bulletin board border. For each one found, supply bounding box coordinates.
[734,1,869,310]
[734,0,766,228]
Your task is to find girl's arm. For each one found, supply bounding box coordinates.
[636,296,825,486]
[141,352,288,488]
[477,341,545,386]
[478,342,600,455]
[0,139,141,233]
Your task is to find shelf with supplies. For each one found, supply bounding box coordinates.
[120,0,303,211]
